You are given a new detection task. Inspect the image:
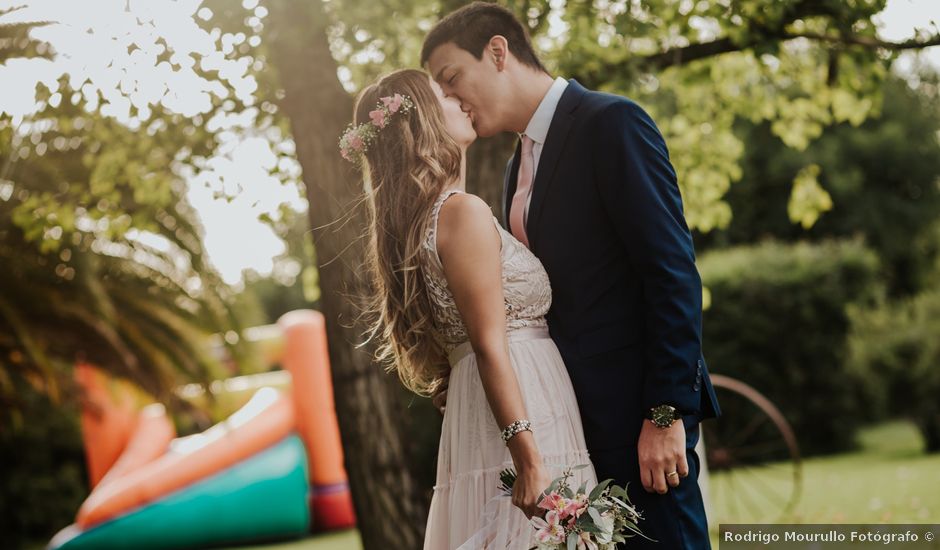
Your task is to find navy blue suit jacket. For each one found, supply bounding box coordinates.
[503,80,720,452]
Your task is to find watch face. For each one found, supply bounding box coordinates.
[652,405,677,426]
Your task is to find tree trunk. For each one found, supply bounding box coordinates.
[466,133,516,223]
[264,1,427,546]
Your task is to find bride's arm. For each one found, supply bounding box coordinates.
[436,192,550,518]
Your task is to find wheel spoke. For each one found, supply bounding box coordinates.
[726,470,740,522]
[761,463,802,489]
[725,413,770,449]
[736,465,790,509]
[732,468,766,522]
[726,440,789,459]
[706,379,804,523]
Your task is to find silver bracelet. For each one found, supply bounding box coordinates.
[500,419,532,444]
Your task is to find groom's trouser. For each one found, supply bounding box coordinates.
[590,421,711,550]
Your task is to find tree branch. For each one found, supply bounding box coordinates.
[781,31,940,51]
[634,31,940,72]
[640,37,740,70]
[607,0,940,73]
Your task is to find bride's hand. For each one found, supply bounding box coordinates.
[511,462,552,519]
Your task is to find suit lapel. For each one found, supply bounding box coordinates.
[503,140,522,226]
[525,80,587,250]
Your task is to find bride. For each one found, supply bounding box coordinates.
[345,68,596,549]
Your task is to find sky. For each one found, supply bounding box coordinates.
[0,0,938,285]
[0,0,305,285]
[876,0,940,74]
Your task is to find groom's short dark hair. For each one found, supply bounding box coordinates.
[421,2,547,73]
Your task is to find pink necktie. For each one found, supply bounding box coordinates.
[510,135,535,248]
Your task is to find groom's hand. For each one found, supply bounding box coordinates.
[638,419,689,494]
[431,382,448,415]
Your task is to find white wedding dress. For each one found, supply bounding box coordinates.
[421,189,597,550]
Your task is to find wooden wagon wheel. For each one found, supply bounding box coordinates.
[701,374,802,524]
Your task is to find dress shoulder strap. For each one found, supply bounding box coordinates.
[427,189,464,264]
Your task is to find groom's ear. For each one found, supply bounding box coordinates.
[487,35,509,71]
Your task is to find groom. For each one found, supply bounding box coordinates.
[422,3,719,548]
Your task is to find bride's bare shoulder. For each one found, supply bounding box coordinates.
[436,192,499,253]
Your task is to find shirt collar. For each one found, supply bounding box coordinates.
[522,76,569,145]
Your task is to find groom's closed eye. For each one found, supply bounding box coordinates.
[432,64,449,84]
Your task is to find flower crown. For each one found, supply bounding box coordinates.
[339,93,415,168]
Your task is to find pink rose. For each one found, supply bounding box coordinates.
[369,109,387,128]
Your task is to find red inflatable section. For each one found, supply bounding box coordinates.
[72,310,357,533]
[278,310,356,531]
[95,403,175,489]
[76,391,294,528]
[75,363,145,489]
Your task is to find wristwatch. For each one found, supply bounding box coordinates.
[646,404,681,429]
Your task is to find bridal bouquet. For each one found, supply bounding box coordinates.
[499,465,649,550]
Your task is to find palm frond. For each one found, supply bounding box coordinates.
[0,5,55,63]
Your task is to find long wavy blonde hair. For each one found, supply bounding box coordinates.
[355,69,463,396]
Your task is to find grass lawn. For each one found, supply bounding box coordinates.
[787,420,938,523]
[708,419,940,527]
[220,530,362,550]
[706,420,940,547]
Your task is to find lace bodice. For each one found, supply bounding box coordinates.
[421,189,551,357]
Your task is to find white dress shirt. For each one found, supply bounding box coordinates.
[521,76,569,216]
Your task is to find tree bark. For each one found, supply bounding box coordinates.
[264,1,427,547]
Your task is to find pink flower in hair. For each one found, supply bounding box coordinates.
[382,93,404,113]
[339,93,413,166]
[369,109,387,128]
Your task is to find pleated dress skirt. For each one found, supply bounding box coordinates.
[423,326,598,550]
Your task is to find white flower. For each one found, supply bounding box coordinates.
[595,512,616,544]
[576,531,599,550]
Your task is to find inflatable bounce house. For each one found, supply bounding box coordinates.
[48,310,356,549]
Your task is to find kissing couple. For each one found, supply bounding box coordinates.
[342,2,720,548]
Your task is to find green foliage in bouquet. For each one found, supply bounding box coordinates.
[499,465,653,549]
